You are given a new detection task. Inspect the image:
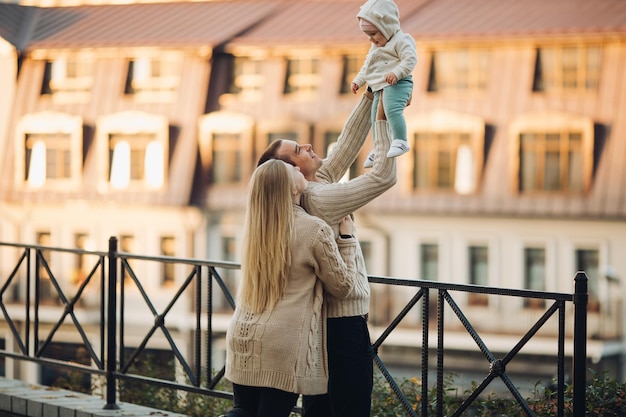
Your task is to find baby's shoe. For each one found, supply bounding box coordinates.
[363,150,375,168]
[387,139,410,158]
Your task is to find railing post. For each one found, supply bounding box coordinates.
[104,237,119,410]
[573,271,587,417]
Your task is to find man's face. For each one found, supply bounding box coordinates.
[276,140,322,181]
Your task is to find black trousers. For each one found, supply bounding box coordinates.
[303,315,373,417]
[228,383,298,417]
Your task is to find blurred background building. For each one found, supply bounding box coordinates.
[0,0,625,392]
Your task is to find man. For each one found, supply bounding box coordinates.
[257,90,397,417]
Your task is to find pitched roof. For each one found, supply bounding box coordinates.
[0,1,282,50]
[0,3,37,50]
[402,0,626,39]
[227,0,430,48]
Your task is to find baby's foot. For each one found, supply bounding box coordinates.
[387,139,410,158]
[363,150,375,168]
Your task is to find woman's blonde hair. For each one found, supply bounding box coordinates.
[239,160,295,313]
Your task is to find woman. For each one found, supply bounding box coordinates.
[222,160,358,417]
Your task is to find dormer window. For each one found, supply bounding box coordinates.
[15,112,83,189]
[41,55,94,102]
[427,49,490,93]
[340,55,361,95]
[97,111,168,191]
[532,45,602,93]
[284,57,320,95]
[229,56,264,100]
[510,113,594,194]
[408,110,485,194]
[198,111,255,186]
[124,53,182,101]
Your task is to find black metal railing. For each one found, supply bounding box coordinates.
[0,237,588,416]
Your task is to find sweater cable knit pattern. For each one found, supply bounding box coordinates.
[225,206,357,395]
[301,94,397,319]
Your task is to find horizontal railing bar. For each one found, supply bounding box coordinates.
[0,241,108,257]
[118,252,240,269]
[369,275,572,300]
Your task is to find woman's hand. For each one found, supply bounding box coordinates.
[339,215,354,237]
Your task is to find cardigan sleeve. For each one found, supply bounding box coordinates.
[316,93,372,184]
[311,223,357,300]
[303,120,397,227]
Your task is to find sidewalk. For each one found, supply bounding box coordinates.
[0,378,187,417]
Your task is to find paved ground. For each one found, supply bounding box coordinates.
[0,378,187,417]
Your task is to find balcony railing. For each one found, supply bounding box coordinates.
[0,237,588,416]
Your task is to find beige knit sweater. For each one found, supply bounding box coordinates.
[225,205,357,395]
[301,94,397,318]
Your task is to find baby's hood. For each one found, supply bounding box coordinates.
[357,0,401,40]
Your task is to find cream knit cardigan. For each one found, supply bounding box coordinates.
[225,205,358,395]
[302,94,397,318]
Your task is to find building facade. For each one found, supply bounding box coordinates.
[0,0,625,389]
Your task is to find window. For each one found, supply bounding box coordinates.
[211,133,242,184]
[533,45,602,93]
[230,56,264,99]
[284,57,320,95]
[409,110,484,194]
[160,236,175,287]
[215,236,238,311]
[16,112,83,189]
[25,133,71,183]
[518,131,584,193]
[72,233,91,286]
[421,243,439,281]
[120,234,135,286]
[36,231,58,305]
[199,112,254,186]
[124,53,182,100]
[575,249,600,312]
[524,247,546,308]
[427,49,490,93]
[413,132,472,191]
[97,111,168,191]
[109,132,163,189]
[511,113,593,194]
[468,245,489,306]
[340,55,361,94]
[41,55,94,101]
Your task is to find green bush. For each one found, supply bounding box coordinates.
[53,367,626,416]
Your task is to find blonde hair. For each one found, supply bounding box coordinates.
[239,160,295,313]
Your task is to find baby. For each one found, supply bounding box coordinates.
[352,0,417,167]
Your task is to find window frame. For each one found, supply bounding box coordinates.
[283,55,320,96]
[124,51,183,102]
[15,112,83,190]
[509,113,594,195]
[427,48,490,94]
[198,111,255,187]
[96,111,169,191]
[406,110,485,194]
[40,53,95,103]
[532,44,602,94]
